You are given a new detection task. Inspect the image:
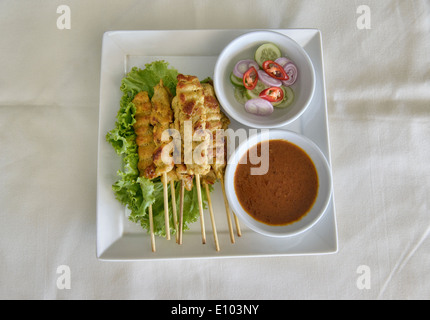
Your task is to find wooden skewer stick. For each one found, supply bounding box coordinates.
[233,212,242,237]
[162,173,170,240]
[149,204,156,252]
[170,180,178,243]
[220,177,235,244]
[220,177,242,237]
[178,180,185,245]
[204,183,220,251]
[195,174,206,244]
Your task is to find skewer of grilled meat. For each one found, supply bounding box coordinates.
[172,76,194,244]
[173,75,211,176]
[172,74,211,244]
[146,80,177,240]
[200,82,234,246]
[200,82,226,250]
[201,82,230,181]
[132,91,156,251]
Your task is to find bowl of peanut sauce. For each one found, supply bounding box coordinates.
[225,130,332,238]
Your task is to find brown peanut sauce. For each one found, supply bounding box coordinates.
[234,139,318,226]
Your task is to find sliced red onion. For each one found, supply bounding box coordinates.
[257,70,282,87]
[282,62,298,86]
[233,60,259,78]
[244,98,274,116]
[275,57,293,67]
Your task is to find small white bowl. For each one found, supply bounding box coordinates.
[214,30,316,129]
[225,130,332,238]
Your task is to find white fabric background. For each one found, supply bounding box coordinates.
[1,0,429,299]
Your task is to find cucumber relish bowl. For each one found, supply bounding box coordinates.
[214,30,316,129]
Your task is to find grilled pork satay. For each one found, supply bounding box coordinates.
[132,91,156,251]
[201,83,230,180]
[150,80,175,178]
[172,74,211,244]
[172,75,210,190]
[174,74,211,176]
[202,169,217,185]
[172,75,194,244]
[201,83,236,244]
[149,80,178,240]
[218,111,231,176]
[171,77,194,192]
[201,83,224,184]
[201,82,230,250]
[171,76,194,245]
[133,91,156,178]
[175,164,194,191]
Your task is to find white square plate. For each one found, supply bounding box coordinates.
[97,29,338,260]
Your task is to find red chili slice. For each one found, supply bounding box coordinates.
[262,60,289,80]
[259,86,284,103]
[243,66,259,90]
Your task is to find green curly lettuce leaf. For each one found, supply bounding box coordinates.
[106,60,211,237]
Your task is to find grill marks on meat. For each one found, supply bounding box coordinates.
[201,83,230,184]
[172,74,211,190]
[149,80,176,180]
[132,75,229,191]
[133,91,156,177]
[133,81,177,182]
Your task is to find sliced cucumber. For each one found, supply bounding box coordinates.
[254,43,282,67]
[245,82,267,100]
[230,72,244,87]
[234,86,249,104]
[245,89,259,100]
[273,86,294,108]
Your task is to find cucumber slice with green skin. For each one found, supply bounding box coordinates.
[230,72,244,87]
[245,81,268,100]
[245,89,259,100]
[274,86,294,108]
[254,43,282,67]
[234,86,249,104]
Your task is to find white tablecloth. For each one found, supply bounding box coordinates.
[1,0,429,300]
